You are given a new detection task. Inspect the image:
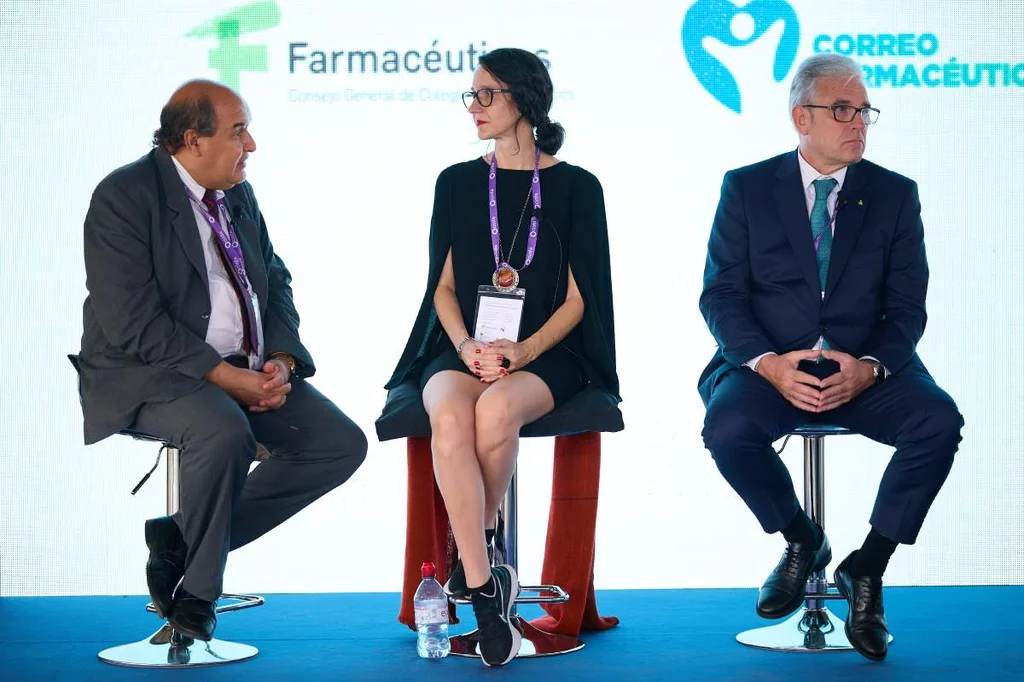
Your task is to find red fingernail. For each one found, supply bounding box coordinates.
[474,361,480,366]
[500,369,507,375]
[475,349,481,354]
[497,355,504,360]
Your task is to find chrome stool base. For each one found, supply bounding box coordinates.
[737,606,852,652]
[736,428,896,654]
[98,623,258,668]
[101,441,264,668]
[450,618,584,658]
[737,604,894,652]
[145,593,266,616]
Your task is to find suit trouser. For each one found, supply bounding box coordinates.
[701,359,963,544]
[131,379,368,601]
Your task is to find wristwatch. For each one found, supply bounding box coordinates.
[866,359,885,385]
[268,352,297,376]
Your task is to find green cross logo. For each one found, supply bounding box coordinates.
[187,1,282,91]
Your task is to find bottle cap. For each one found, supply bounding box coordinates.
[421,562,436,578]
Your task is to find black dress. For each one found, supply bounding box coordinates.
[386,158,619,408]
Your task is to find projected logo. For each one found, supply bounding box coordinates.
[681,0,800,113]
[187,1,282,90]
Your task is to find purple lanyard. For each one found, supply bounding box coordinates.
[188,191,260,354]
[188,192,252,290]
[488,147,542,271]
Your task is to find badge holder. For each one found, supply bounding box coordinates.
[472,285,525,344]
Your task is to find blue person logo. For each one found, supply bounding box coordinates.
[681,0,800,113]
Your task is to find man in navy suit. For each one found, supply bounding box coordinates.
[698,54,962,661]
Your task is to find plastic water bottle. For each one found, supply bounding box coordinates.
[414,562,450,659]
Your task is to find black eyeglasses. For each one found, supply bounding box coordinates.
[462,88,512,108]
[801,104,881,125]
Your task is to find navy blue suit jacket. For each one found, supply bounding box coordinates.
[698,150,929,403]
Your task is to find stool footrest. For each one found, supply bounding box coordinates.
[451,583,569,605]
[516,584,570,604]
[215,593,265,614]
[803,584,846,602]
[146,593,264,615]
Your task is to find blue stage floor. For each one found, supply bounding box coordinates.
[1,587,1022,680]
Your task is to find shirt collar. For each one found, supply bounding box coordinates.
[797,148,847,194]
[170,155,224,203]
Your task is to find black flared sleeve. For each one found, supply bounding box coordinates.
[567,170,619,400]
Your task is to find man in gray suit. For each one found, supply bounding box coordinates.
[73,80,367,641]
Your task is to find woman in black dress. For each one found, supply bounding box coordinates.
[385,48,618,667]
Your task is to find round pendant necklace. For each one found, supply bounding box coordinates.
[488,147,543,289]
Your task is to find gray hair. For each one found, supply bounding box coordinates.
[788,53,865,113]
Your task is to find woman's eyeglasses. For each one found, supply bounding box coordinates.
[462,88,512,108]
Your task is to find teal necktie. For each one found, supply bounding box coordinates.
[811,177,837,349]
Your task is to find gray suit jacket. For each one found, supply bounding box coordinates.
[72,147,315,444]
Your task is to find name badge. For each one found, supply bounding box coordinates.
[472,285,525,343]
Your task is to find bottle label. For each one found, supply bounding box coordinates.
[414,603,449,625]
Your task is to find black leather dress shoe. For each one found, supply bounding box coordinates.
[145,517,187,619]
[834,552,889,661]
[168,589,217,642]
[756,534,832,619]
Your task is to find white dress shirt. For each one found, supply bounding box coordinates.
[746,151,885,374]
[171,157,255,359]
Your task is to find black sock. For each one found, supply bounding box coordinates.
[470,576,496,597]
[851,529,898,578]
[781,510,822,547]
[485,529,495,546]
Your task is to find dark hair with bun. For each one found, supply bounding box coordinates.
[478,47,565,155]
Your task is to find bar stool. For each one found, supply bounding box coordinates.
[376,381,624,660]
[98,432,264,668]
[735,424,892,653]
[448,469,580,658]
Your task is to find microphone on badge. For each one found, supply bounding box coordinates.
[531,207,544,221]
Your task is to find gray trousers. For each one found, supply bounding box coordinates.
[131,380,367,601]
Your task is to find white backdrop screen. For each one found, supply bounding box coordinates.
[1,0,1022,595]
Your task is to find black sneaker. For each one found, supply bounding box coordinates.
[471,565,521,667]
[445,540,496,600]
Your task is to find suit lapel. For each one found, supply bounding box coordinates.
[154,149,210,292]
[824,162,870,302]
[774,152,820,296]
[223,193,268,312]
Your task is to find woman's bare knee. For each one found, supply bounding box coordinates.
[430,403,476,460]
[475,391,520,454]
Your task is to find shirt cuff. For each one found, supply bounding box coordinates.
[860,355,890,378]
[745,352,776,372]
